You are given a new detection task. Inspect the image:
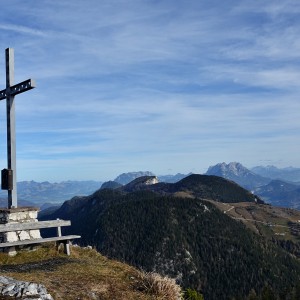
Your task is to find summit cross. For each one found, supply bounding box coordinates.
[0,48,35,209]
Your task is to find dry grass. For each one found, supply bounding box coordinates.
[0,244,182,300]
[135,272,182,300]
[208,200,300,242]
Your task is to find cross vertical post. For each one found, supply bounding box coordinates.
[0,48,35,209]
[6,48,17,208]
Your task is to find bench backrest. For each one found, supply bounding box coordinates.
[0,220,71,233]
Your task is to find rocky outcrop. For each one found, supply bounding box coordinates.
[0,276,53,299]
[121,176,159,192]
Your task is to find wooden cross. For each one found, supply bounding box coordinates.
[0,48,35,209]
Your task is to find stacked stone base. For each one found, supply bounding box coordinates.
[0,207,41,255]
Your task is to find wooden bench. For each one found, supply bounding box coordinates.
[0,219,81,255]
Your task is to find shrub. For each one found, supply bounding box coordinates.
[184,288,204,300]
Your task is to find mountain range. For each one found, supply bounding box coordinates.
[40,174,300,300]
[0,173,188,209]
[114,171,155,185]
[205,162,270,190]
[106,163,300,209]
[251,165,300,182]
[114,171,189,185]
[205,162,300,209]
[254,180,300,209]
[1,163,299,210]
[0,180,103,207]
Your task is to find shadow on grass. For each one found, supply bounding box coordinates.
[0,257,77,273]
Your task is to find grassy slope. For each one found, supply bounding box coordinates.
[0,244,179,300]
[210,201,300,242]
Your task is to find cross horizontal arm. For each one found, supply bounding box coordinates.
[10,78,36,96]
[0,79,35,101]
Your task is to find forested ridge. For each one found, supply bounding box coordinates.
[121,174,263,204]
[42,179,300,299]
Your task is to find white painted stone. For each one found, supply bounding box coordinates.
[7,212,23,222]
[5,210,39,223]
[7,212,17,221]
[18,230,31,240]
[5,231,18,242]
[29,230,41,239]
[28,211,38,219]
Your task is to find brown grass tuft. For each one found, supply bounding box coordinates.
[135,271,183,300]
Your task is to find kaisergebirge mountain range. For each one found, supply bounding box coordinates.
[206,162,300,209]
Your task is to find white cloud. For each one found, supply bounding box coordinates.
[0,24,46,37]
[0,0,299,181]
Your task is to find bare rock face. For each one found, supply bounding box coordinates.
[122,176,159,192]
[143,176,159,185]
[206,162,270,190]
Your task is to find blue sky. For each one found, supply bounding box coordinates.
[0,0,299,182]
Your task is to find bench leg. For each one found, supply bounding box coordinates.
[55,241,60,252]
[55,241,71,255]
[64,240,70,256]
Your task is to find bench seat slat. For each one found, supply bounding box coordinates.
[0,220,71,233]
[0,235,81,248]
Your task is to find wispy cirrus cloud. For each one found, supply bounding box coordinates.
[0,23,47,37]
[0,0,299,181]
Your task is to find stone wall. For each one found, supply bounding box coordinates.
[0,208,39,224]
[0,207,41,255]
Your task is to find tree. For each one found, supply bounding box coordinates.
[185,288,204,300]
[261,285,276,300]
